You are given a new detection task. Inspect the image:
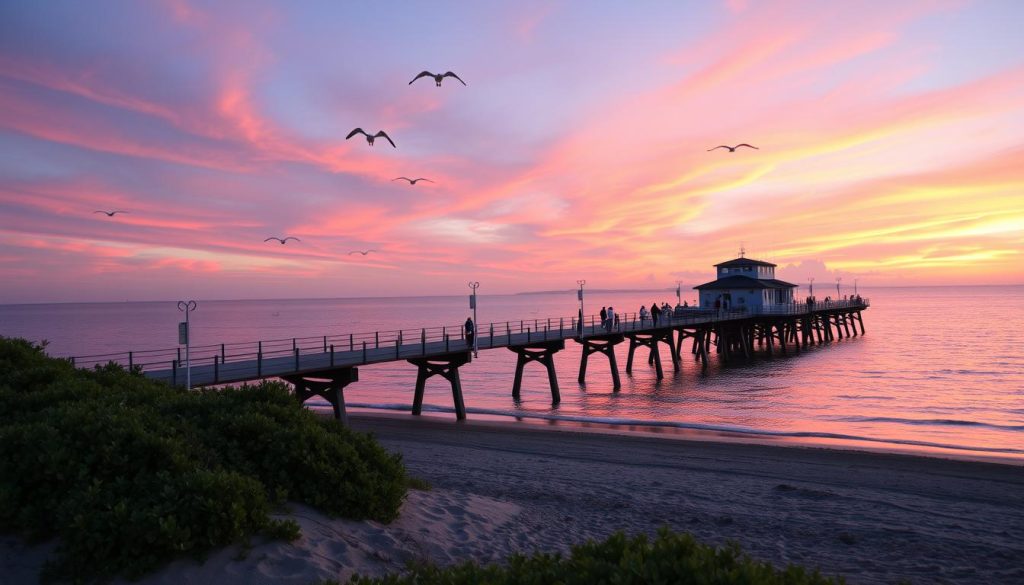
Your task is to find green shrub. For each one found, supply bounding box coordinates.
[348,528,843,585]
[0,337,406,582]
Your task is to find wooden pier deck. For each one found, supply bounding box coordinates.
[66,299,869,423]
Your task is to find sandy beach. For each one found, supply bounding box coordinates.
[3,414,1022,584]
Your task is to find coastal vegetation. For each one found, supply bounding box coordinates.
[346,528,843,584]
[0,337,407,582]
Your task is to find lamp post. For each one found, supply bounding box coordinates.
[836,277,842,298]
[576,279,586,330]
[675,281,682,306]
[467,281,479,357]
[808,277,814,300]
[177,300,197,390]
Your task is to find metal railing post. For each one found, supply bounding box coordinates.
[294,347,299,370]
[214,355,219,383]
[375,331,379,349]
[362,341,367,363]
[350,334,354,351]
[422,328,426,355]
[257,351,262,376]
[445,334,449,352]
[128,351,133,370]
[221,343,225,363]
[323,336,327,352]
[330,344,335,366]
[172,360,178,386]
[292,338,296,352]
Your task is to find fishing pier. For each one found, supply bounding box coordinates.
[67,299,869,424]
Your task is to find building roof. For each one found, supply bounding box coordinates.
[713,257,776,268]
[693,275,797,290]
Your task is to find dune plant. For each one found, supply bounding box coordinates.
[0,337,407,582]
[347,528,843,585]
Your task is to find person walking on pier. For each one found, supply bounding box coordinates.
[607,306,617,331]
[464,317,475,352]
[650,302,660,326]
[600,306,608,330]
[639,305,649,325]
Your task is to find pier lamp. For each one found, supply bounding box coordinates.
[177,300,197,391]
[808,277,814,299]
[577,280,585,327]
[854,278,859,296]
[836,277,842,298]
[468,281,480,357]
[676,281,682,306]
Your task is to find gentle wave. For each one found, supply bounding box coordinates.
[333,401,1024,456]
[829,416,1024,432]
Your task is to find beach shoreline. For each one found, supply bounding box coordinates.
[337,408,1024,466]
[4,412,1021,584]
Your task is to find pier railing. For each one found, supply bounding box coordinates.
[62,299,868,378]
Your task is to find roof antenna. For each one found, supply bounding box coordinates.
[739,242,746,258]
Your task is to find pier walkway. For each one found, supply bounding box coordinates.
[67,299,869,423]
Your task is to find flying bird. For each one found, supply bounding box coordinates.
[94,210,128,217]
[707,144,759,153]
[264,237,301,245]
[392,177,434,185]
[347,249,376,256]
[346,128,396,147]
[409,70,466,87]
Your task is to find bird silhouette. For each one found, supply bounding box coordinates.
[346,128,396,147]
[707,144,759,153]
[94,210,128,217]
[347,249,376,256]
[264,237,301,245]
[392,177,434,185]
[409,71,466,87]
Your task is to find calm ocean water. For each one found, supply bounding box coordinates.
[2,286,1022,462]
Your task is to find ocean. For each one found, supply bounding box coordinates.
[2,285,1022,462]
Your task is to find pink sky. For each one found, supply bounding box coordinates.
[1,0,1023,303]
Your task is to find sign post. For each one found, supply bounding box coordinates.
[177,300,197,390]
[467,281,480,357]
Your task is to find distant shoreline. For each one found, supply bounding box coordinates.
[2,283,1022,307]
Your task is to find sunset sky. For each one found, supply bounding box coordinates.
[1,0,1022,303]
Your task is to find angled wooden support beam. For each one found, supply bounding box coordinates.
[407,351,472,420]
[624,329,676,379]
[574,334,624,390]
[508,339,565,404]
[283,367,359,425]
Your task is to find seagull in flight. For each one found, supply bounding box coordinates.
[392,177,434,185]
[346,128,396,147]
[409,71,466,87]
[707,144,759,153]
[347,249,376,256]
[264,237,301,245]
[94,210,128,217]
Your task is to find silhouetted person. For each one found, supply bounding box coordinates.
[465,317,475,350]
[600,307,607,330]
[650,303,660,326]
